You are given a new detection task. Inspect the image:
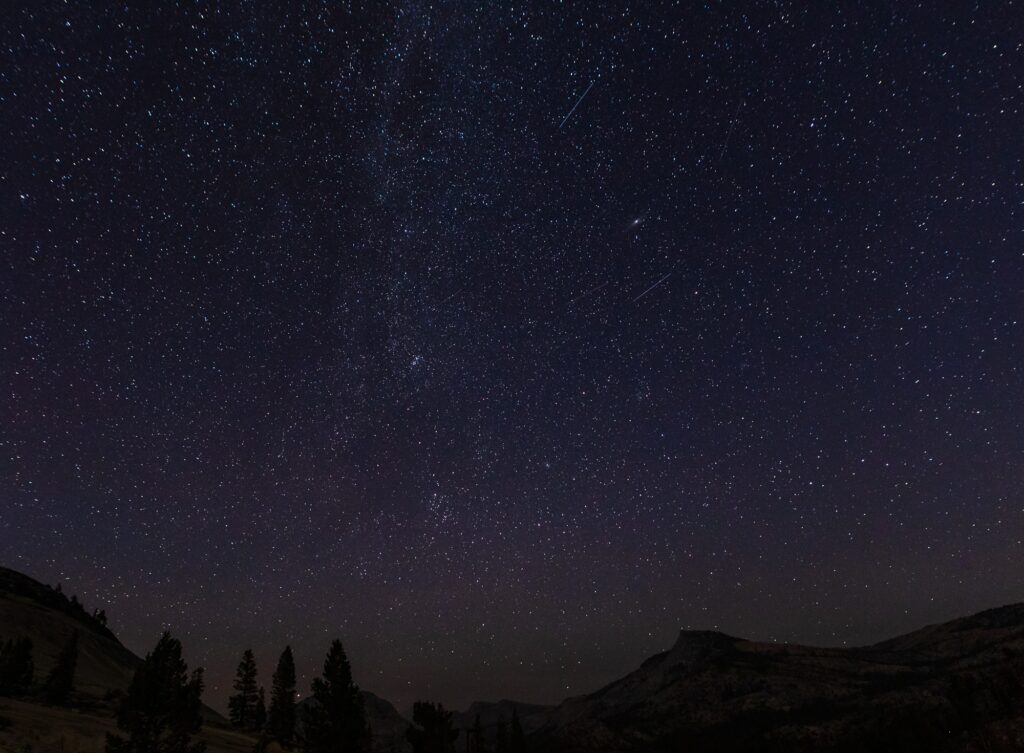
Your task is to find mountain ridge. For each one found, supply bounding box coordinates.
[4,565,1023,752]
[531,602,1024,753]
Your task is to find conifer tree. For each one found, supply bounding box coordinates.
[43,632,78,705]
[303,639,367,753]
[471,715,484,753]
[0,639,17,695]
[509,708,526,753]
[494,719,508,753]
[19,638,36,692]
[268,646,297,747]
[105,632,205,753]
[406,702,458,753]
[253,687,267,731]
[0,637,34,696]
[228,649,260,730]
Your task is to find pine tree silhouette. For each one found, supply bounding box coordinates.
[43,632,78,705]
[228,649,260,730]
[0,637,34,696]
[471,714,484,753]
[406,702,459,753]
[268,646,297,747]
[303,639,368,753]
[494,718,508,753]
[509,708,526,753]
[20,638,36,692]
[105,632,205,753]
[253,686,267,731]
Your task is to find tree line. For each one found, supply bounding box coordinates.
[224,641,528,753]
[0,631,79,705]
[1,626,529,753]
[408,705,527,753]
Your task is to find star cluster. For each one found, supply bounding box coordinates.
[2,2,1022,712]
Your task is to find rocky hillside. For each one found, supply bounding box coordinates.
[297,691,412,753]
[6,565,1022,752]
[453,699,554,747]
[0,567,258,752]
[530,605,1024,753]
[1,567,410,752]
[362,690,412,752]
[0,566,139,700]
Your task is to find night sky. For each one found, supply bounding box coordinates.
[2,2,1023,714]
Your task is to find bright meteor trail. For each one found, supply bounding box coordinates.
[558,80,595,129]
[632,272,672,302]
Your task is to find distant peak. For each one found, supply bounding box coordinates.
[957,602,1024,630]
[673,629,737,647]
[666,630,739,667]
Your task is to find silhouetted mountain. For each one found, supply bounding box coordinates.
[363,690,413,752]
[0,566,226,725]
[0,567,259,753]
[530,605,1024,753]
[452,699,554,745]
[0,566,137,699]
[5,565,1023,752]
[297,688,411,752]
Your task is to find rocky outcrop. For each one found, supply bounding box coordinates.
[452,698,554,746]
[0,566,139,700]
[531,605,1024,753]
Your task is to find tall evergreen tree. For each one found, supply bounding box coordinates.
[105,632,205,753]
[253,687,267,731]
[303,639,367,753]
[494,719,508,753]
[0,639,16,696]
[406,702,458,753]
[509,708,526,753]
[228,649,260,730]
[21,638,36,693]
[268,646,297,747]
[0,637,34,696]
[471,715,484,753]
[43,632,78,705]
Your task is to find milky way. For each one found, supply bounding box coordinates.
[2,3,1022,712]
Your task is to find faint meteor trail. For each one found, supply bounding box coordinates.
[559,80,595,128]
[717,100,744,163]
[632,272,672,302]
[568,280,609,306]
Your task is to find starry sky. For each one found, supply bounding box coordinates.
[2,1,1023,714]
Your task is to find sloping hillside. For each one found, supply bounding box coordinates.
[362,691,412,753]
[0,567,138,699]
[0,698,259,753]
[453,699,553,746]
[0,567,241,753]
[6,564,1023,753]
[530,606,1024,753]
[297,691,412,753]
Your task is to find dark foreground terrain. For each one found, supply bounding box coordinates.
[2,566,1023,752]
